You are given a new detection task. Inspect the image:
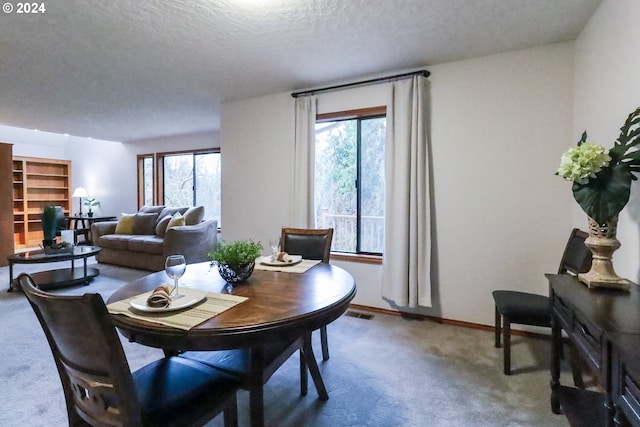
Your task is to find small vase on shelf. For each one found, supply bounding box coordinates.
[578,215,631,291]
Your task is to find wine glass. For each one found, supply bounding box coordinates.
[165,255,186,299]
[269,237,280,261]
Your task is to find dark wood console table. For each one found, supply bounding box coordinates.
[548,273,640,427]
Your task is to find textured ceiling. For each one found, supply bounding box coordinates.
[0,0,602,142]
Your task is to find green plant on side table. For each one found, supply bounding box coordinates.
[83,198,100,217]
[208,239,263,284]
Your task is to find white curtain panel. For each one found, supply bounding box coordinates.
[382,75,431,308]
[290,95,317,227]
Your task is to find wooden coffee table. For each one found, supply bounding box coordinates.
[7,245,101,291]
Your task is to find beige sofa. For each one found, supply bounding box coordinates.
[91,205,217,271]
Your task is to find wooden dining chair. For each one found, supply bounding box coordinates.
[19,273,240,427]
[280,226,333,263]
[492,228,592,376]
[180,337,308,402]
[281,226,334,360]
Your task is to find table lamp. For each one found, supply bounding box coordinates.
[72,187,88,215]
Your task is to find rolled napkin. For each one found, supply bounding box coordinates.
[146,285,172,308]
[272,252,291,262]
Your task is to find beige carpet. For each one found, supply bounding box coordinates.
[0,259,570,426]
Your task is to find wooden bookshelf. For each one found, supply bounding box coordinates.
[0,143,14,265]
[13,156,72,249]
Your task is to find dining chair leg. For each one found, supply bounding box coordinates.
[320,326,329,361]
[302,333,328,400]
[223,394,239,427]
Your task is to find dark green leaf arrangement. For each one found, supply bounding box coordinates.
[42,205,58,241]
[208,239,263,269]
[557,106,640,225]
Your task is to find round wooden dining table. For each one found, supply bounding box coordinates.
[107,261,356,427]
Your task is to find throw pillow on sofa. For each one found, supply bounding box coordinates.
[183,206,205,225]
[157,207,188,223]
[115,213,136,234]
[132,213,159,235]
[166,212,185,232]
[155,215,172,238]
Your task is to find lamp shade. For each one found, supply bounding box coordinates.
[72,187,88,198]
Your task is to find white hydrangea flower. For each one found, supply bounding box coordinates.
[557,143,611,185]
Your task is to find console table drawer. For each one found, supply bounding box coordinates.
[552,294,572,329]
[572,312,603,372]
[553,293,603,372]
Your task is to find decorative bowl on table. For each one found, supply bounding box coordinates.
[207,239,263,284]
[216,262,255,284]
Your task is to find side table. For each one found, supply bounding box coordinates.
[67,215,116,245]
[7,246,102,291]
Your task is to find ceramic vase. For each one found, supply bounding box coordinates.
[217,262,255,284]
[578,215,631,291]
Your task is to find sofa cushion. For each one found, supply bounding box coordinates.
[166,212,185,230]
[133,213,158,235]
[115,213,136,234]
[183,206,205,225]
[128,235,164,254]
[97,234,134,251]
[155,215,172,238]
[139,205,165,215]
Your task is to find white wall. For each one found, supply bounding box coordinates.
[573,0,640,282]
[126,131,218,154]
[220,41,575,326]
[220,94,294,243]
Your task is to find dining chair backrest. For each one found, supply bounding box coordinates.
[280,227,334,263]
[557,228,592,275]
[21,273,240,427]
[18,273,144,426]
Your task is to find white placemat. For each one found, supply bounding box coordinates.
[253,258,321,273]
[107,291,247,331]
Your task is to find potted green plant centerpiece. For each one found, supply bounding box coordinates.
[208,239,263,284]
[83,198,100,217]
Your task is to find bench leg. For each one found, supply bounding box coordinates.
[494,306,501,348]
[503,317,511,375]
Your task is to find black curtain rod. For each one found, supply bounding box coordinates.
[291,69,430,98]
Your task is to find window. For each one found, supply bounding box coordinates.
[315,107,386,255]
[137,149,221,226]
[139,155,154,206]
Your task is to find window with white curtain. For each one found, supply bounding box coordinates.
[315,107,386,255]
